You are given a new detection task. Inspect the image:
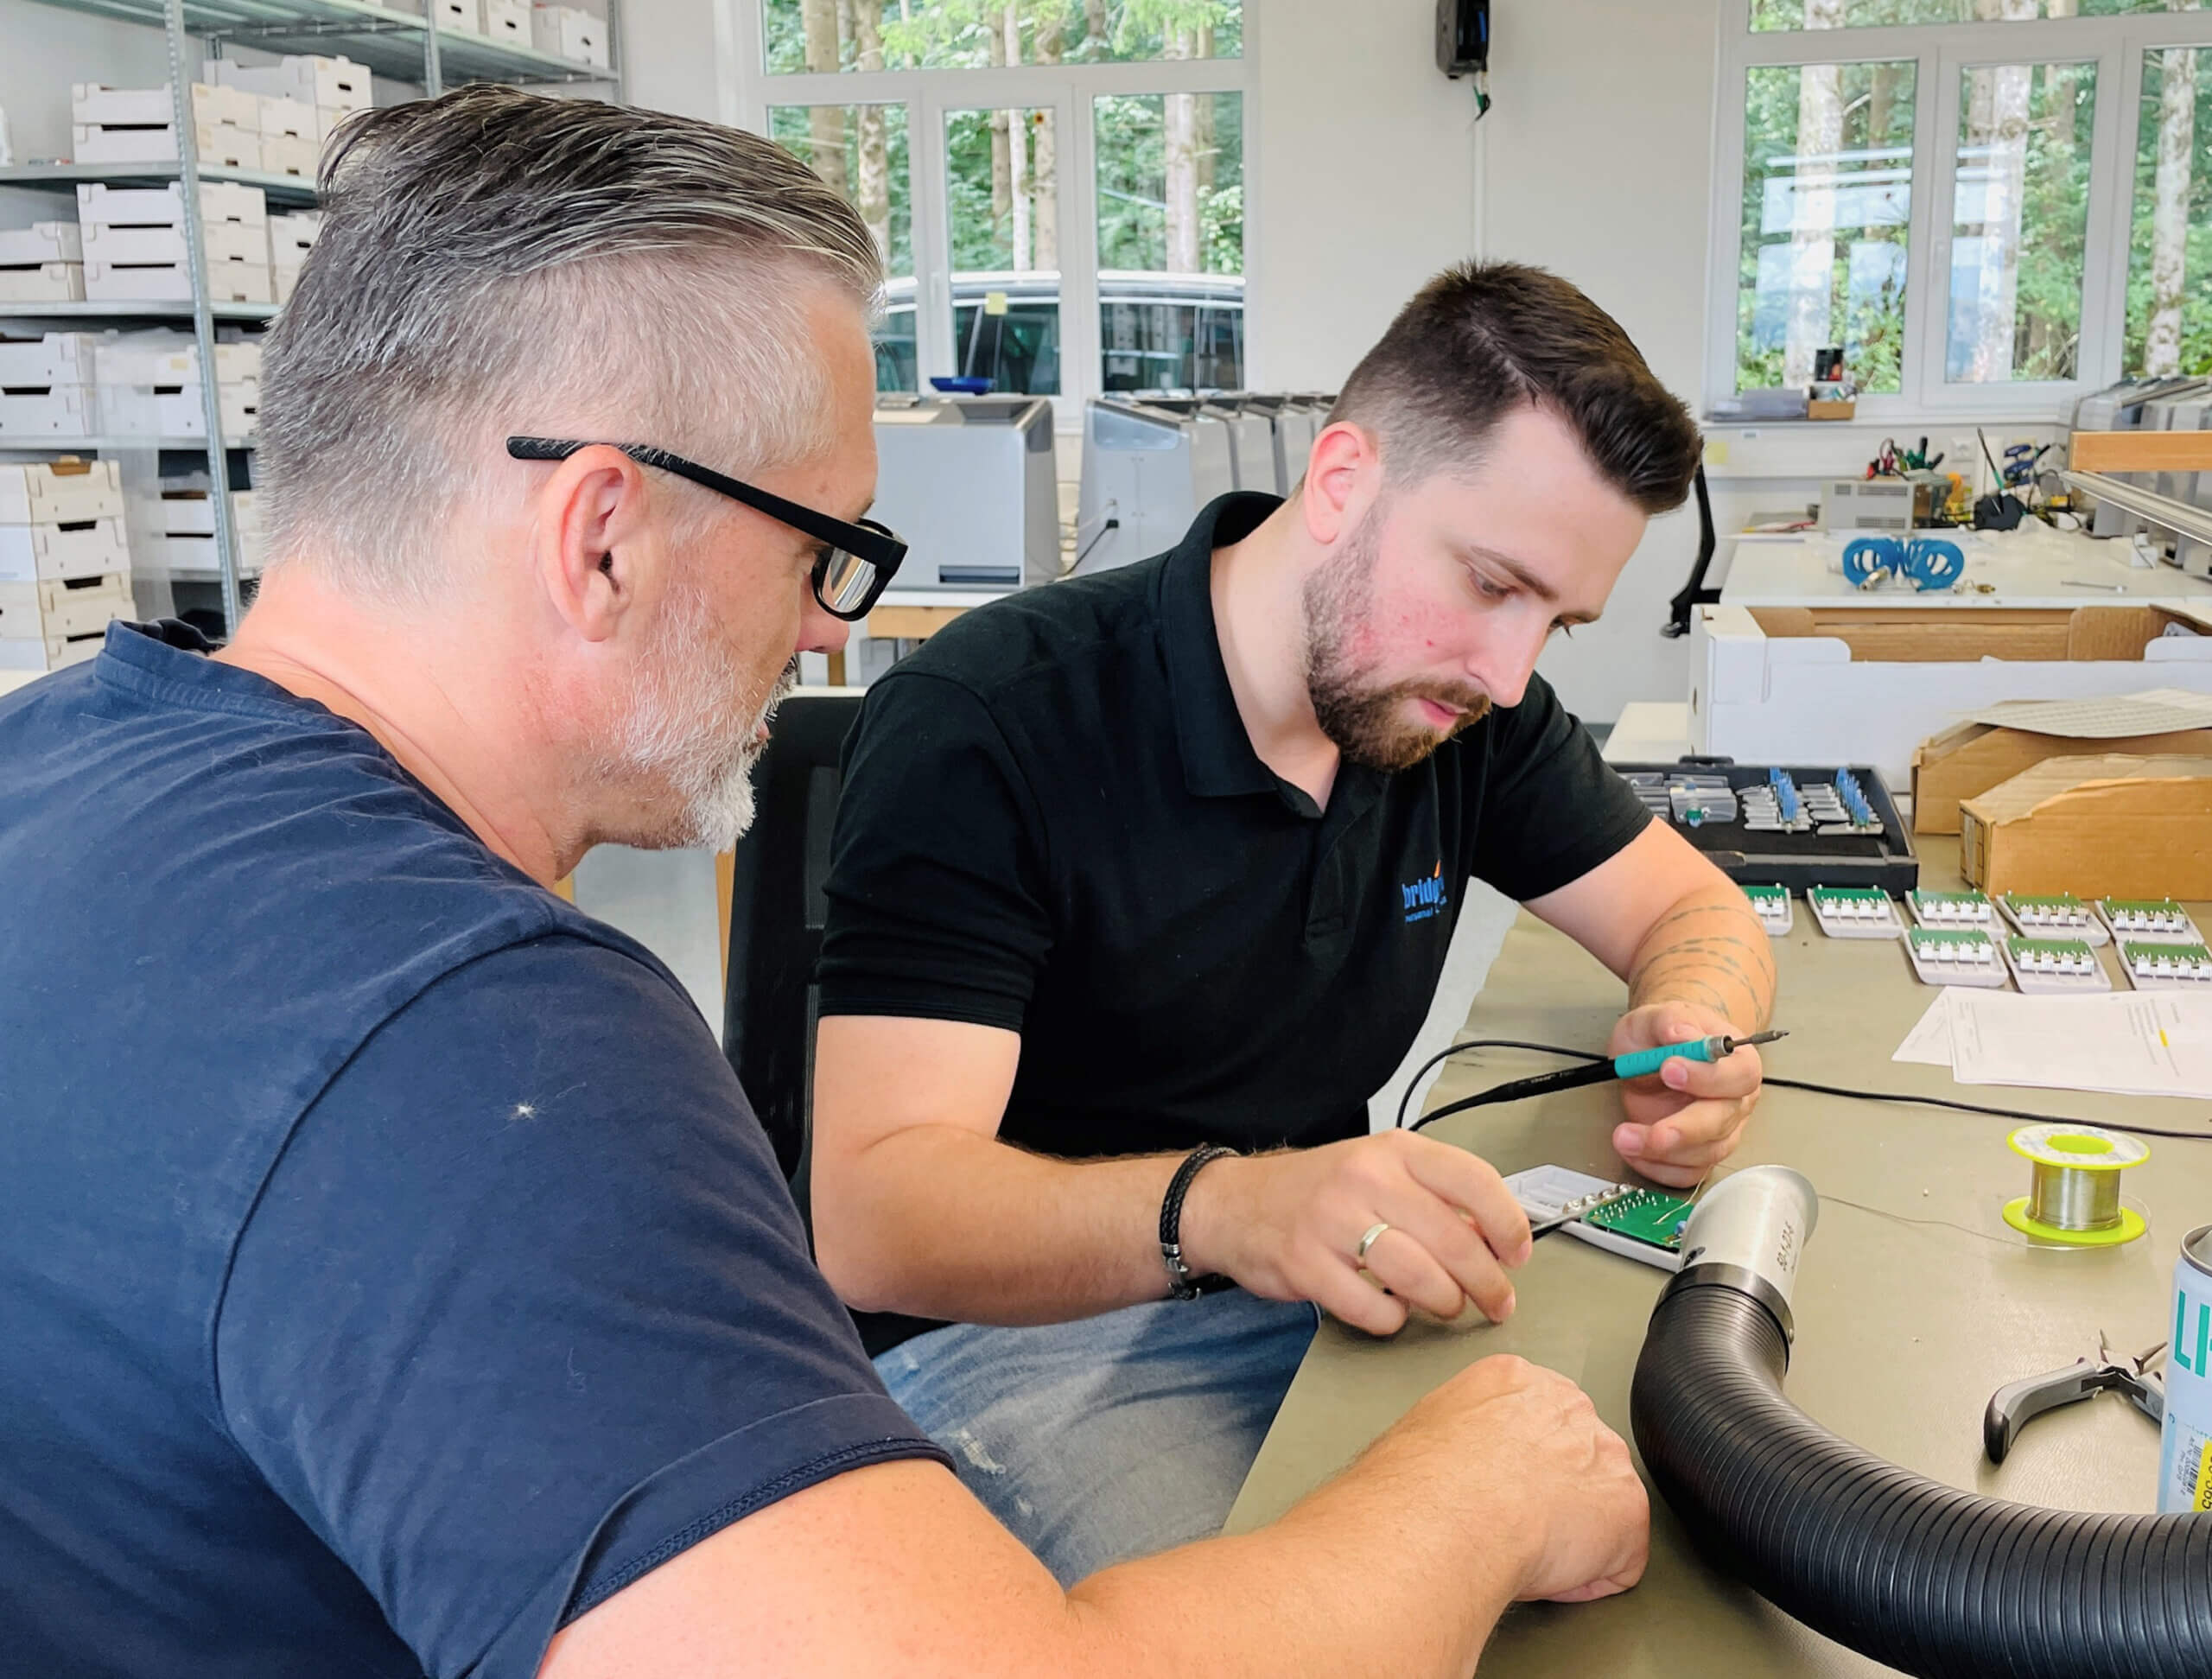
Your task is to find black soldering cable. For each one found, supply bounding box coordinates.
[1396,1038,2212,1143]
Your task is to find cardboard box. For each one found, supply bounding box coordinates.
[1808,398,1859,422]
[141,533,265,577]
[102,380,258,440]
[71,83,259,130]
[0,458,124,526]
[256,95,315,140]
[0,264,86,303]
[1912,715,2212,834]
[82,218,268,268]
[148,487,258,538]
[0,224,84,266]
[0,385,98,438]
[0,572,134,639]
[0,516,131,584]
[482,0,530,40]
[79,181,268,232]
[97,334,261,387]
[1960,754,2212,899]
[207,54,370,113]
[437,0,484,31]
[73,118,262,170]
[268,211,320,271]
[0,333,102,389]
[257,131,320,180]
[1688,603,2212,786]
[531,3,607,65]
[84,256,272,305]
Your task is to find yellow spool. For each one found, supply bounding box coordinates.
[2001,1123,2149,1247]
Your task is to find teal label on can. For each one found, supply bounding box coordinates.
[2158,1225,2212,1513]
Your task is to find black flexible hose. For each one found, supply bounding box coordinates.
[1631,1279,2212,1676]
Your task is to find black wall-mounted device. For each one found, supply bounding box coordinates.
[1436,0,1490,78]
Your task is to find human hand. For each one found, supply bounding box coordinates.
[1179,1130,1531,1336]
[1399,1353,1649,1603]
[1605,1002,1764,1188]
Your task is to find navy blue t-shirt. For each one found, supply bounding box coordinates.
[0,622,948,1678]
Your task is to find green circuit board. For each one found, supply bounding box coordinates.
[1582,1187,1697,1251]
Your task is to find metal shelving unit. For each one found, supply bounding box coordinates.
[4,0,623,633]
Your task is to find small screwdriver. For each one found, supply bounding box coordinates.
[1410,1030,1788,1131]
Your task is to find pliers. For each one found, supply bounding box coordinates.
[1983,1332,2166,1465]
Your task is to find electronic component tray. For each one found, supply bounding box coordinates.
[1611,760,1918,895]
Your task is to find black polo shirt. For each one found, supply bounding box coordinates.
[818,493,1649,1352]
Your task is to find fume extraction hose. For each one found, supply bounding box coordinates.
[1628,1166,2212,1677]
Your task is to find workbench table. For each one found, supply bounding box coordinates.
[1224,843,2212,1675]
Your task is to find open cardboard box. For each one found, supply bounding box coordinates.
[1959,754,2212,899]
[1911,714,2212,835]
[1688,603,2212,787]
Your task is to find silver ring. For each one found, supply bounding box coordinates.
[1355,1221,1392,1266]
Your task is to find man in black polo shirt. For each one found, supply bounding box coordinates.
[811,263,1775,1584]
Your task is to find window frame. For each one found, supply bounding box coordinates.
[728,4,1262,422]
[1707,1,2212,422]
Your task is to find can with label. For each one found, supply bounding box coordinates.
[2158,1223,2212,1512]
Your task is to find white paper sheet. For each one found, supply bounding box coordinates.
[1963,688,2212,740]
[1893,989,1959,1066]
[1946,990,2212,1099]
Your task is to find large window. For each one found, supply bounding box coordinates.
[739,2,1251,405]
[1713,3,2212,415]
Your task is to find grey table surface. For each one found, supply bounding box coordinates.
[1224,844,2212,1675]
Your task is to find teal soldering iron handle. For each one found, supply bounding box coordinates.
[1611,1033,1776,1080]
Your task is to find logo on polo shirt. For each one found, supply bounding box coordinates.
[1401,861,1449,925]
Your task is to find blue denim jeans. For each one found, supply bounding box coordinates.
[874,1289,1321,1585]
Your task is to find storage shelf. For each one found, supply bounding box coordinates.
[0,161,320,207]
[0,299,278,321]
[0,435,256,450]
[14,0,614,84]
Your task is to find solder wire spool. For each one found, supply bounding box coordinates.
[2000,1123,2150,1246]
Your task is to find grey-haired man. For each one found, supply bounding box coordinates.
[0,87,1643,1677]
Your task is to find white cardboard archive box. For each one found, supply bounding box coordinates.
[0,224,84,266]
[149,487,258,537]
[531,3,608,65]
[436,0,483,29]
[0,517,131,584]
[0,332,102,388]
[207,54,370,113]
[85,257,272,305]
[0,385,97,438]
[259,132,319,179]
[79,180,268,232]
[73,119,261,170]
[82,218,269,268]
[71,82,261,130]
[0,573,135,639]
[482,0,529,40]
[101,383,258,440]
[0,458,124,526]
[1688,602,2212,787]
[142,534,265,577]
[256,95,315,139]
[268,211,320,271]
[97,334,261,387]
[0,264,86,303]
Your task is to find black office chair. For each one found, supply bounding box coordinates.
[722,689,864,1226]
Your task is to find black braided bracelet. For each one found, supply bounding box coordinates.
[1158,1143,1237,1301]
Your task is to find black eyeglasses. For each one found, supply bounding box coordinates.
[506,436,906,621]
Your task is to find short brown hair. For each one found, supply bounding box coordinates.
[1329,262,1700,515]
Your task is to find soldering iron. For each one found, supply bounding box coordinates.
[1408,1030,1788,1133]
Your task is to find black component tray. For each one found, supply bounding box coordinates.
[1610,759,1919,896]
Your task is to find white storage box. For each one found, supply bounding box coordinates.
[71,82,261,130]
[258,132,319,179]
[82,218,268,268]
[0,264,86,303]
[531,4,608,66]
[436,0,484,29]
[267,211,320,271]
[0,573,136,639]
[0,629,106,673]
[103,381,258,440]
[0,333,102,389]
[84,257,272,305]
[149,486,258,537]
[73,119,261,170]
[0,458,124,526]
[207,54,370,114]
[273,266,301,307]
[79,181,268,232]
[1688,602,2212,785]
[98,334,260,388]
[482,0,529,40]
[257,95,315,139]
[0,385,97,439]
[142,533,264,577]
[0,224,84,266]
[0,517,131,584]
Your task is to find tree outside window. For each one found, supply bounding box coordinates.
[2126,44,2209,374]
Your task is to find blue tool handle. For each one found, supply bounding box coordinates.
[1612,1036,1723,1079]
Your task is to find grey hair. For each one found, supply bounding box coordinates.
[257,86,883,597]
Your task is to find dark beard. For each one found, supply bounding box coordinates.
[1302,516,1491,772]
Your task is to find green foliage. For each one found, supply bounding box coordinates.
[766,104,915,275]
[766,0,1240,73]
[1751,0,2207,27]
[2124,48,2211,376]
[1092,92,1243,276]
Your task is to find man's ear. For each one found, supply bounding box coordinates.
[531,445,658,644]
[1300,421,1377,547]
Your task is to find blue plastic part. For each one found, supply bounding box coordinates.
[1613,1037,1723,1079]
[1841,535,1899,588]
[1904,538,1964,590]
[1834,768,1876,825]
[1768,766,1802,823]
[930,375,995,394]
